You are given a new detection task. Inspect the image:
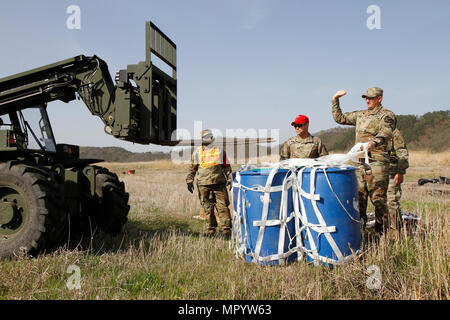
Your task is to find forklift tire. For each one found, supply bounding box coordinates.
[0,161,66,259]
[92,167,130,236]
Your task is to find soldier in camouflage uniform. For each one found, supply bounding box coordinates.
[280,115,328,160]
[387,128,409,230]
[332,87,397,234]
[186,129,233,236]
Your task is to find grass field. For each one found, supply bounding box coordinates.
[0,151,448,300]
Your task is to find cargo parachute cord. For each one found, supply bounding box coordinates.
[230,171,246,259]
[231,143,368,266]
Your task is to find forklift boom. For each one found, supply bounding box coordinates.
[0,22,177,146]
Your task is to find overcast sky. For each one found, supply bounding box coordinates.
[1,0,449,152]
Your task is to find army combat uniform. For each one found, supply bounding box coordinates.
[195,183,219,220]
[280,135,329,160]
[387,128,409,229]
[332,98,396,232]
[186,144,232,234]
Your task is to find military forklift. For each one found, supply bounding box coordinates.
[0,22,177,258]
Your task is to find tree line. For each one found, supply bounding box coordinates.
[316,110,450,152]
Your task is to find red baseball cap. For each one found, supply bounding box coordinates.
[291,115,309,126]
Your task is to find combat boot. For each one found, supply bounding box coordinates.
[222,228,231,238]
[374,222,389,235]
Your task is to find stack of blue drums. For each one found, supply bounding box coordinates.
[232,166,361,267]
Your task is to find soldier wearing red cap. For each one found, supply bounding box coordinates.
[280,115,328,160]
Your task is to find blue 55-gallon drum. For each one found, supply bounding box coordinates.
[296,167,361,266]
[231,169,298,266]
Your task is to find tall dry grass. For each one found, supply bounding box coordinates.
[409,150,450,167]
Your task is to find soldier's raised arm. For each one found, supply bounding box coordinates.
[331,90,358,125]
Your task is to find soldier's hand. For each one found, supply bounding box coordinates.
[367,141,376,151]
[187,182,194,194]
[333,90,347,100]
[394,173,404,186]
[227,180,232,190]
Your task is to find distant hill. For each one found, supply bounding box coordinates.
[80,146,170,162]
[315,110,450,152]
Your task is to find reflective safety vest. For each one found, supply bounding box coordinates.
[199,146,222,168]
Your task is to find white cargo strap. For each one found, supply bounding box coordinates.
[294,167,318,261]
[235,183,290,194]
[253,163,280,262]
[231,171,244,256]
[231,143,367,266]
[252,214,295,227]
[276,170,295,263]
[291,169,304,261]
[307,167,344,265]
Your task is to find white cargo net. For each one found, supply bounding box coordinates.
[231,143,369,266]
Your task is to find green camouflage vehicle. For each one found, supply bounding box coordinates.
[0,22,177,258]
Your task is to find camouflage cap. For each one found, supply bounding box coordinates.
[362,87,383,98]
[201,129,214,140]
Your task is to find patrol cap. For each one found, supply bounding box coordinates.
[362,87,383,98]
[201,129,214,140]
[291,115,309,126]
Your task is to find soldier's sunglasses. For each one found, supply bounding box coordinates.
[294,123,305,128]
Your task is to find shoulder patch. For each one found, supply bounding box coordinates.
[384,116,394,124]
[394,134,405,146]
